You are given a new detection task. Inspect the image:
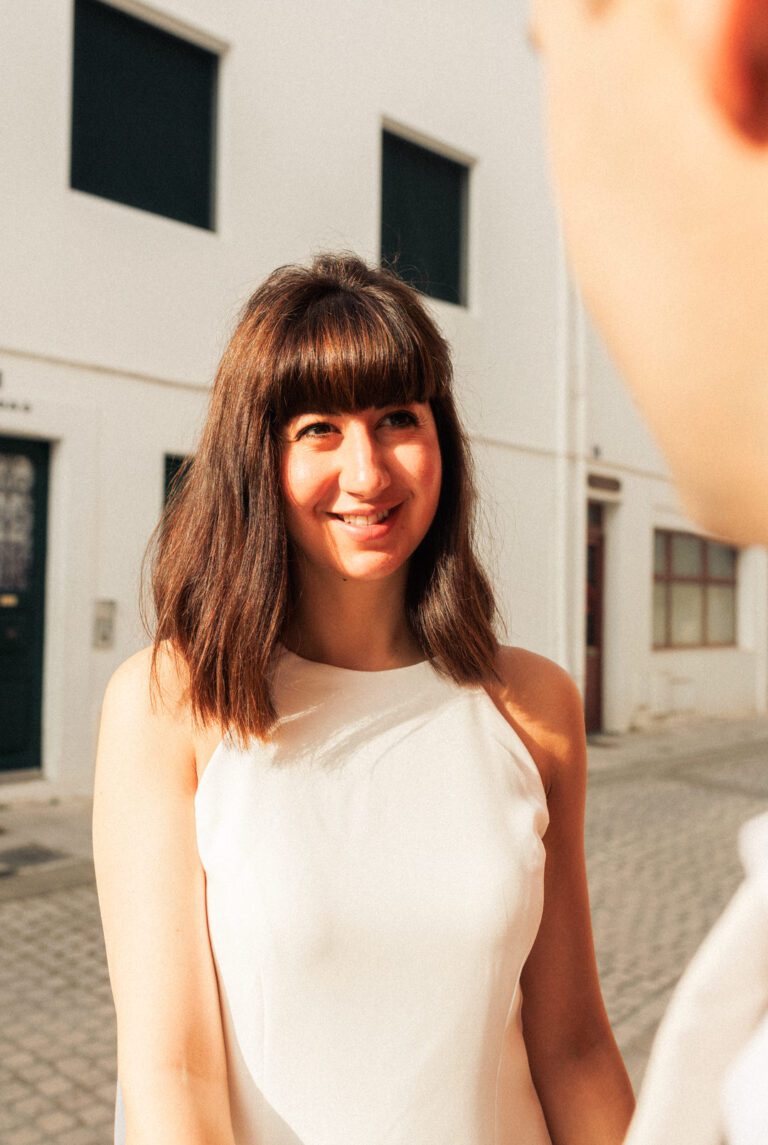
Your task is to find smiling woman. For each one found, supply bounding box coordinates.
[94,253,632,1145]
[142,253,498,739]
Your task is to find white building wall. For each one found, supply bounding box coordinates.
[0,0,567,793]
[0,353,204,789]
[1,0,559,408]
[0,0,764,792]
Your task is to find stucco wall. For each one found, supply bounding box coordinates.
[1,0,765,791]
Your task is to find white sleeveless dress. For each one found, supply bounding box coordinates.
[196,647,552,1145]
[116,647,552,1145]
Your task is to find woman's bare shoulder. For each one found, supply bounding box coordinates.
[486,645,586,793]
[105,641,190,723]
[98,642,197,780]
[101,643,226,782]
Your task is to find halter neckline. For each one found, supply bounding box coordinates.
[279,645,432,677]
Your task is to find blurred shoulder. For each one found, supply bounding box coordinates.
[486,645,586,793]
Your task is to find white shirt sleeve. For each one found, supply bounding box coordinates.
[624,812,768,1145]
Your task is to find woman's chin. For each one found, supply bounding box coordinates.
[329,551,408,583]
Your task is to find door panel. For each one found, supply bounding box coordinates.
[0,438,49,772]
[585,502,604,734]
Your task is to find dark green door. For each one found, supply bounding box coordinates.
[0,437,49,772]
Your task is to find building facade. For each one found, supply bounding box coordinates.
[1,0,765,793]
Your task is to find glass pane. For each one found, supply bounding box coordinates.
[71,0,217,229]
[707,585,736,644]
[671,533,703,578]
[670,583,704,645]
[653,531,667,576]
[653,583,667,646]
[586,537,601,647]
[164,454,190,504]
[381,130,468,305]
[707,541,736,580]
[0,454,35,592]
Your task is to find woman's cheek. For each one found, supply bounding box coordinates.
[281,453,319,510]
[422,452,442,514]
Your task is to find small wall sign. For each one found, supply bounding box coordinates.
[93,600,117,650]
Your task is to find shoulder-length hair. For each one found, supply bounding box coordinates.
[144,253,500,742]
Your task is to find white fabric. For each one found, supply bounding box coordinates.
[194,648,552,1145]
[114,1081,125,1145]
[624,811,768,1145]
[721,814,768,1145]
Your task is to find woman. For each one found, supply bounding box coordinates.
[93,253,634,1145]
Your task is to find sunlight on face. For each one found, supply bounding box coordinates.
[279,402,442,585]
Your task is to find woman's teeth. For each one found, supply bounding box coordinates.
[338,508,391,526]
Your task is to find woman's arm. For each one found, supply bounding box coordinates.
[93,646,236,1145]
[492,647,635,1145]
[624,876,768,1145]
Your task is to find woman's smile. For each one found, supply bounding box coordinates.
[326,501,403,532]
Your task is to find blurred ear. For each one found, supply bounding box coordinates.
[706,0,768,143]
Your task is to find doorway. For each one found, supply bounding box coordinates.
[585,501,605,733]
[0,436,50,773]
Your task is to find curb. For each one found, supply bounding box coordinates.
[0,858,96,902]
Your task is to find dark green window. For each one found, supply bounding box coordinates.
[71,0,217,229]
[164,454,190,504]
[381,130,468,306]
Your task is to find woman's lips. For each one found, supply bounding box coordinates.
[326,502,403,536]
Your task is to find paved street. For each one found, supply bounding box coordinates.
[1,715,767,1144]
[586,717,768,1083]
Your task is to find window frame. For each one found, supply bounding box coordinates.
[652,529,738,650]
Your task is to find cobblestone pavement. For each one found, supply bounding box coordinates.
[0,798,113,1145]
[1,715,767,1143]
[586,717,768,1087]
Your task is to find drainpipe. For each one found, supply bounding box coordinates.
[571,283,588,697]
[553,227,588,689]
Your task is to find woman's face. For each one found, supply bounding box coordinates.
[279,401,442,585]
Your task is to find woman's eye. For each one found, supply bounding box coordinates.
[295,421,337,439]
[381,409,419,428]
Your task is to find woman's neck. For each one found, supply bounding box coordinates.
[282,563,423,671]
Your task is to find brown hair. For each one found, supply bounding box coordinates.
[144,253,500,742]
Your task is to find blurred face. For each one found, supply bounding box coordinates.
[532,0,768,542]
[531,0,705,363]
[279,402,442,584]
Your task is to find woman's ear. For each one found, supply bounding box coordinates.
[703,0,768,144]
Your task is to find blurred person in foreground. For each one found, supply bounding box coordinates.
[531,0,768,1141]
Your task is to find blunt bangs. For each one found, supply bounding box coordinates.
[266,286,448,425]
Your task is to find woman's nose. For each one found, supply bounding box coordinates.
[338,424,391,497]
